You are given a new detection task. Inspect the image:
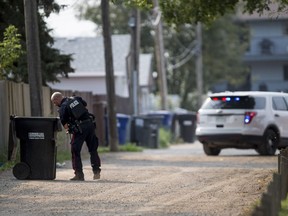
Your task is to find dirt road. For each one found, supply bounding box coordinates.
[0,142,277,216]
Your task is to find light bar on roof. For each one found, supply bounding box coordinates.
[211,96,241,102]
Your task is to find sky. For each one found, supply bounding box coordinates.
[45,0,97,37]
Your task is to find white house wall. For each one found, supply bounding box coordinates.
[250,62,288,91]
[139,88,151,114]
[248,36,288,55]
[50,77,106,95]
[114,76,129,98]
[139,54,152,86]
[251,62,282,81]
[250,21,285,37]
[248,21,288,55]
[50,76,129,97]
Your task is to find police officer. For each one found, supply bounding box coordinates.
[51,92,101,181]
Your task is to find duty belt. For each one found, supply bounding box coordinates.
[79,119,92,124]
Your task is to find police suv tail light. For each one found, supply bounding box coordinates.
[244,112,257,124]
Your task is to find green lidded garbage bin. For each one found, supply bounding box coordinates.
[132,115,163,148]
[177,112,197,143]
[11,116,62,180]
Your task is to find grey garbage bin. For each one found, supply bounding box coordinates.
[11,116,62,180]
[131,115,162,148]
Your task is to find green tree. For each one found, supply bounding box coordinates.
[113,0,288,25]
[202,16,249,90]
[77,1,154,53]
[0,1,74,84]
[0,25,23,80]
[78,1,130,34]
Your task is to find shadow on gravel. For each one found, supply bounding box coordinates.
[52,179,147,184]
[103,157,277,169]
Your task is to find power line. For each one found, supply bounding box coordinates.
[167,44,198,70]
[167,40,196,62]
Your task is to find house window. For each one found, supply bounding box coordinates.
[284,65,288,80]
[259,39,273,54]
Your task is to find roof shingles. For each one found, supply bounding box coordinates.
[53,35,131,75]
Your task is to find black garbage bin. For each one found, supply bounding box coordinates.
[177,112,197,143]
[131,115,162,148]
[11,116,62,180]
[146,110,173,130]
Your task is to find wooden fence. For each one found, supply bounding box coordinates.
[252,148,288,216]
[0,80,53,160]
[0,80,133,161]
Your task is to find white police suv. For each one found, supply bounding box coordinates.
[196,91,288,156]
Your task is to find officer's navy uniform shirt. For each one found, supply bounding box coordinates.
[58,97,89,126]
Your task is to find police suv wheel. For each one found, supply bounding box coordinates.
[203,144,221,156]
[258,129,278,156]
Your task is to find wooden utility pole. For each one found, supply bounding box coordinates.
[153,0,168,110]
[196,22,203,108]
[23,0,43,116]
[129,9,141,115]
[135,9,141,114]
[101,0,119,152]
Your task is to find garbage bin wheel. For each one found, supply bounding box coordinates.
[13,162,30,180]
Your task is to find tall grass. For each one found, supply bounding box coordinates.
[159,128,171,148]
[280,199,288,215]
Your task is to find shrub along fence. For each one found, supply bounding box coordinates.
[252,148,288,216]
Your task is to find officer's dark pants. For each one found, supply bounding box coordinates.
[70,121,101,174]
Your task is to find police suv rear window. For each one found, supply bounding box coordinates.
[201,96,266,109]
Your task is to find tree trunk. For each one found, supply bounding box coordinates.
[101,0,119,152]
[23,0,43,116]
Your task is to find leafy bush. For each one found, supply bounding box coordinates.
[159,128,171,148]
[0,150,8,164]
[119,143,143,152]
[0,161,15,172]
[98,143,143,153]
[280,199,288,216]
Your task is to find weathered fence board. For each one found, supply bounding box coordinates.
[252,149,288,215]
[0,81,9,159]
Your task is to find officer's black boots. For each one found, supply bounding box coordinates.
[93,170,101,180]
[70,171,85,181]
[70,170,100,181]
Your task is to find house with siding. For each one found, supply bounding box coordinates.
[238,6,288,92]
[47,34,154,114]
